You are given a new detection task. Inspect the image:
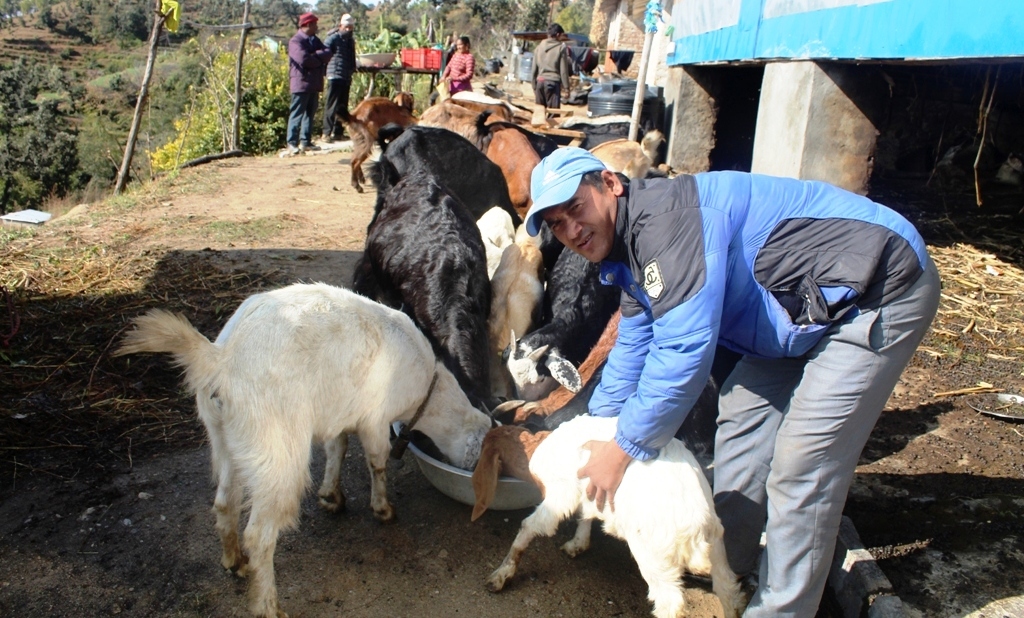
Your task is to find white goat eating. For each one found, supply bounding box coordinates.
[477,415,743,618]
[115,283,493,618]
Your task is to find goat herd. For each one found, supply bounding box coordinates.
[114,92,742,618]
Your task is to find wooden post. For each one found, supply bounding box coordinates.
[231,0,252,151]
[627,27,655,143]
[115,4,168,195]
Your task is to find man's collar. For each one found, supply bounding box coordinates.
[605,184,631,264]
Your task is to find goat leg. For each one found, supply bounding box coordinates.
[361,427,395,522]
[486,503,561,592]
[627,540,687,618]
[317,433,349,512]
[560,515,592,557]
[205,407,248,575]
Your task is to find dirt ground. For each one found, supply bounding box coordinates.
[1,143,1024,618]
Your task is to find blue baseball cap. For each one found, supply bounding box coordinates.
[525,147,607,236]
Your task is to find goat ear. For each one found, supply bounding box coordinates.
[527,344,550,363]
[471,440,502,522]
[545,352,582,393]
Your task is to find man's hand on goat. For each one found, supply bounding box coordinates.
[577,439,632,512]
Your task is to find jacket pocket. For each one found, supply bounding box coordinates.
[771,275,859,326]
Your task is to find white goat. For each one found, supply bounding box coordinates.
[487,225,545,398]
[477,206,516,280]
[480,415,744,618]
[589,130,666,179]
[115,283,493,618]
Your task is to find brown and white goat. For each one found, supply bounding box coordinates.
[417,99,500,149]
[589,129,666,179]
[487,225,546,399]
[473,415,744,618]
[116,283,492,618]
[346,94,417,192]
[477,206,516,280]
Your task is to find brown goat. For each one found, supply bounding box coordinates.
[418,100,505,149]
[448,97,514,123]
[488,226,545,399]
[588,130,666,180]
[471,425,550,521]
[346,94,417,192]
[512,309,621,424]
[483,123,541,219]
[392,91,414,113]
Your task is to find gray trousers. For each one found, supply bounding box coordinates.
[713,257,940,617]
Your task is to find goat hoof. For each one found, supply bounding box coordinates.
[485,577,507,593]
[317,489,346,513]
[223,552,249,576]
[373,504,395,523]
[353,184,363,194]
[560,541,588,558]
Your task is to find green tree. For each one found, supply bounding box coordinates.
[0,60,84,214]
[556,0,593,36]
[150,46,289,170]
[95,0,149,43]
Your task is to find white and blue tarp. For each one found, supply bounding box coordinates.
[668,0,1024,65]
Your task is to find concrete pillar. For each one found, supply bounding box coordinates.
[664,65,720,173]
[751,61,882,194]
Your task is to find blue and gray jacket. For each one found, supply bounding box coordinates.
[590,171,929,461]
[323,28,356,81]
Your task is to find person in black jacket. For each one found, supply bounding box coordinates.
[322,13,356,142]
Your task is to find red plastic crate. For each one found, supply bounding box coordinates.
[400,48,442,71]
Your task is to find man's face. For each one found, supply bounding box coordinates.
[541,170,623,263]
[341,22,353,32]
[304,21,318,36]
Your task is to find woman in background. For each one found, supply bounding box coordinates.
[442,36,475,94]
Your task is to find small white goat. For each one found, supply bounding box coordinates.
[115,283,493,618]
[590,130,666,179]
[477,206,516,280]
[487,225,545,398]
[477,415,743,618]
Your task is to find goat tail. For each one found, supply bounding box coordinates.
[115,309,222,396]
[473,110,493,151]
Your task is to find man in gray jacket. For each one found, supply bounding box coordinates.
[531,23,572,109]
[321,13,356,143]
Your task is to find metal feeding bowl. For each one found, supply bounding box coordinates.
[357,52,397,68]
[396,423,542,510]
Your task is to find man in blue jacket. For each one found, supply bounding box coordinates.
[286,12,332,155]
[524,148,939,617]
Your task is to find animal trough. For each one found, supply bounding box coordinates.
[396,423,542,510]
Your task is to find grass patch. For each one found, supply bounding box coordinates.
[0,226,36,248]
[201,214,300,243]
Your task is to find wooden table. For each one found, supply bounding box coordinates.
[355,66,440,98]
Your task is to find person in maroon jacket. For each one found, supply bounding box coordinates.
[286,12,332,155]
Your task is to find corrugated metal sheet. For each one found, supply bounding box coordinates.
[668,0,1024,65]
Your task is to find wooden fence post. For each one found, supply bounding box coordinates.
[231,0,252,151]
[115,3,169,195]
